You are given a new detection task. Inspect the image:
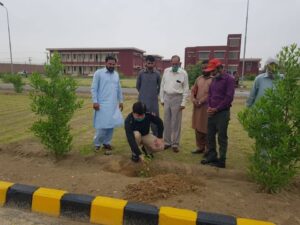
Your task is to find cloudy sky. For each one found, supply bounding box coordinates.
[0,0,299,65]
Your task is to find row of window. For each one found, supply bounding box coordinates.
[190,51,240,60]
[59,52,119,62]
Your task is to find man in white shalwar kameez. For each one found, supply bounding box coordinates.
[91,55,124,155]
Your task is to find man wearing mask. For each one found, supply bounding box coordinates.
[91,55,124,155]
[246,58,281,107]
[160,55,189,153]
[136,55,161,136]
[191,60,212,155]
[125,101,164,163]
[200,59,235,168]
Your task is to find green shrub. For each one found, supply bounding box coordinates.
[238,44,300,193]
[245,74,256,81]
[186,61,203,88]
[29,52,83,158]
[1,73,24,93]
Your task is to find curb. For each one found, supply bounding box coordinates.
[0,181,275,225]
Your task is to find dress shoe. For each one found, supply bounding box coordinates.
[191,149,205,154]
[164,145,171,150]
[208,161,226,168]
[200,158,218,165]
[172,146,179,153]
[103,144,112,150]
[94,146,101,153]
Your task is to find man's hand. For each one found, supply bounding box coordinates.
[192,99,202,108]
[139,154,145,163]
[93,103,100,111]
[180,106,185,110]
[154,138,164,149]
[119,103,124,112]
[207,107,217,116]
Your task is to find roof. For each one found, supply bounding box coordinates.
[46,47,145,53]
[240,58,261,62]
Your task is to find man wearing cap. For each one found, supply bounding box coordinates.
[160,55,189,153]
[191,60,212,155]
[246,58,281,107]
[200,59,235,168]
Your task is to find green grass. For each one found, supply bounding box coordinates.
[0,76,137,88]
[0,92,253,170]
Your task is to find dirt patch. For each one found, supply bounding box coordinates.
[0,139,300,225]
[124,174,201,202]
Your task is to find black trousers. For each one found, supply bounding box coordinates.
[206,110,230,162]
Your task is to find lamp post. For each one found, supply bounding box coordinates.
[0,1,13,74]
[241,0,250,88]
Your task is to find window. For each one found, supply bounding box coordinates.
[73,66,76,72]
[67,54,70,60]
[246,62,252,72]
[229,38,240,47]
[228,51,239,60]
[227,65,238,73]
[90,54,93,60]
[199,51,209,59]
[214,51,225,59]
[73,54,76,60]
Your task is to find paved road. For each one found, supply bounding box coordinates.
[0,83,250,97]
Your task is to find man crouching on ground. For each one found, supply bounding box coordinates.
[125,101,164,163]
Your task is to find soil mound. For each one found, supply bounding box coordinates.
[124,173,201,202]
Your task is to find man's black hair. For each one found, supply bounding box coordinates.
[171,55,180,61]
[202,60,209,64]
[105,55,117,62]
[145,55,155,62]
[132,101,147,115]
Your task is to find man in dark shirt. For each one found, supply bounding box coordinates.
[136,55,161,136]
[200,59,235,168]
[125,101,164,163]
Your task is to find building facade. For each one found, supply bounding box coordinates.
[239,58,261,76]
[185,34,242,74]
[47,48,173,77]
[0,63,44,74]
[47,48,145,77]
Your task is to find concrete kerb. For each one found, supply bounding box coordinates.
[0,180,275,225]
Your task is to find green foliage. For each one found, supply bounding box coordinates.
[1,73,24,93]
[244,74,256,81]
[138,157,152,177]
[29,52,83,158]
[238,44,300,193]
[186,61,203,88]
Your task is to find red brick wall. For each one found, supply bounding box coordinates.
[0,63,45,74]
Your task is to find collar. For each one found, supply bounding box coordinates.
[104,67,114,74]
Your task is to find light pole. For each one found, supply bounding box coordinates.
[0,1,13,74]
[241,0,250,88]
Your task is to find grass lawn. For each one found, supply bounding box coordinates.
[0,76,137,88]
[0,92,252,170]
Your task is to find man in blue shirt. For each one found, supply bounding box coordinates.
[247,58,280,107]
[91,55,123,155]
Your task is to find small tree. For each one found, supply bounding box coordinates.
[238,44,300,193]
[30,52,83,158]
[186,61,203,88]
[1,73,24,93]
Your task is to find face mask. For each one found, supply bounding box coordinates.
[106,67,114,73]
[134,117,145,122]
[172,66,179,73]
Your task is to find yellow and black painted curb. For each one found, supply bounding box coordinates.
[0,181,275,225]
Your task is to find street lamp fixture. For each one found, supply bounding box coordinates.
[0,1,13,74]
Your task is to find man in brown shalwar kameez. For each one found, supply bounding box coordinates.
[191,60,212,155]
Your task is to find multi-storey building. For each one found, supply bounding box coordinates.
[185,34,242,74]
[46,47,145,77]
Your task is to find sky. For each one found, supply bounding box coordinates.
[0,0,299,66]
